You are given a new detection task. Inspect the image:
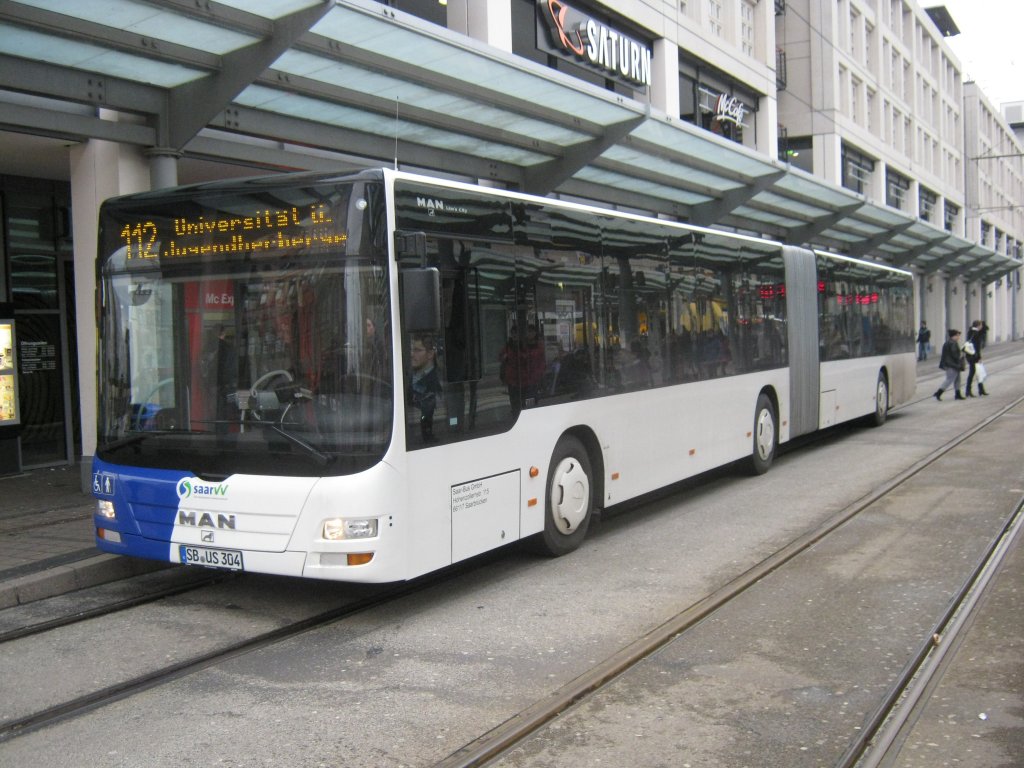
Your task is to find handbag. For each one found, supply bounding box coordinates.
[976,362,988,383]
[962,341,976,356]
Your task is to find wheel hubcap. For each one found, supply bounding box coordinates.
[551,457,589,533]
[755,409,775,460]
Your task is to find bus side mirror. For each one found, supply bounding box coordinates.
[402,268,441,332]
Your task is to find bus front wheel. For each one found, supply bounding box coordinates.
[534,435,593,557]
[748,393,777,475]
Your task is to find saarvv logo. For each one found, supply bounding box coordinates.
[176,477,229,500]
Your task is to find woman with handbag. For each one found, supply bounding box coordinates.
[964,320,988,397]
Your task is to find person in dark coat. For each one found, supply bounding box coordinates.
[916,322,931,361]
[933,329,965,401]
[964,320,988,397]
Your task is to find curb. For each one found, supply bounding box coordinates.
[0,555,173,609]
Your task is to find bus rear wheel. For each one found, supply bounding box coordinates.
[748,393,777,475]
[870,372,889,427]
[533,435,593,557]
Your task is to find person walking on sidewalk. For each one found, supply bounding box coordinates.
[933,329,966,401]
[964,320,988,397]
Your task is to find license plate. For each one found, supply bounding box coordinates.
[179,544,244,571]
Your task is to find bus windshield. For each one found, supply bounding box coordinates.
[95,176,392,477]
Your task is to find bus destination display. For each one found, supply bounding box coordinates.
[118,203,348,262]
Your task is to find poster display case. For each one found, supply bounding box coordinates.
[0,318,18,427]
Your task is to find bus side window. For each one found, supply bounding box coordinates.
[400,239,519,449]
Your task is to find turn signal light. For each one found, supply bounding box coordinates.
[347,553,374,566]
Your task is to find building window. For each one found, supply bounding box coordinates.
[741,0,756,56]
[886,169,910,210]
[708,0,723,37]
[851,76,862,125]
[919,187,937,222]
[943,201,959,233]
[842,144,875,195]
[779,135,813,173]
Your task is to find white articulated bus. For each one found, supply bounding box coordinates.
[92,169,916,582]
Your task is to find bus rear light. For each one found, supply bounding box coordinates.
[96,500,116,519]
[322,517,378,541]
[97,528,122,543]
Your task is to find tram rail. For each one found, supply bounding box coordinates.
[433,393,1024,768]
[1,390,1021,762]
[0,570,231,644]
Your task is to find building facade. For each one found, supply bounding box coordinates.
[0,0,1020,473]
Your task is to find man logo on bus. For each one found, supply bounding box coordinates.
[178,510,237,530]
[176,477,229,499]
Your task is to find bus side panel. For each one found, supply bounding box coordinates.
[783,245,820,439]
[888,352,917,406]
[558,372,790,507]
[395,369,791,579]
[819,352,915,426]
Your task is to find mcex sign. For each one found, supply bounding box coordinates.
[536,0,652,90]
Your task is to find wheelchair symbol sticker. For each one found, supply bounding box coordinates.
[93,473,115,496]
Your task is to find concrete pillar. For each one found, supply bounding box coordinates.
[815,133,843,187]
[70,137,149,488]
[146,148,181,189]
[446,0,512,51]
[920,273,945,335]
[651,39,679,118]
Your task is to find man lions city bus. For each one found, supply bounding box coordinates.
[92,169,915,582]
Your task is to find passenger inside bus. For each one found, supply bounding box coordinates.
[409,333,442,443]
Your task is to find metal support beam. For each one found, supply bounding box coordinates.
[784,203,864,245]
[889,232,956,267]
[164,0,332,149]
[843,220,916,258]
[687,170,786,228]
[0,100,155,145]
[521,114,647,196]
[928,245,975,273]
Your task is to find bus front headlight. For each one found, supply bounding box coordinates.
[322,517,378,541]
[96,500,116,519]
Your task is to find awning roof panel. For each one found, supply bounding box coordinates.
[18,0,258,53]
[236,83,552,166]
[0,0,1018,282]
[574,166,714,207]
[272,50,590,146]
[0,26,205,86]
